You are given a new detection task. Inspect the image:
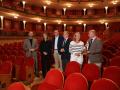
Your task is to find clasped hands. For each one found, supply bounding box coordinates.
[29,48,35,52]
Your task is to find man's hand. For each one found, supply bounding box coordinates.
[43,52,48,55]
[75,53,81,56]
[82,51,90,55]
[60,48,65,52]
[29,48,35,52]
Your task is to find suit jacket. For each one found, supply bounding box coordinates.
[52,36,64,54]
[23,37,38,57]
[87,37,103,63]
[39,40,52,56]
[61,38,71,60]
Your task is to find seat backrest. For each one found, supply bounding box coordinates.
[44,69,64,89]
[38,82,57,90]
[7,82,25,90]
[110,56,120,67]
[0,61,12,74]
[64,61,81,77]
[64,73,88,90]
[90,78,119,90]
[102,66,120,87]
[82,64,100,81]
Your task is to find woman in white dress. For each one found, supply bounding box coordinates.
[69,32,85,66]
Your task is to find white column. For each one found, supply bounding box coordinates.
[83,8,86,15]
[0,16,4,30]
[105,22,109,30]
[105,6,108,14]
[63,8,66,15]
[23,20,26,30]
[83,23,86,32]
[22,1,26,9]
[44,23,47,31]
[43,6,47,13]
[64,24,66,31]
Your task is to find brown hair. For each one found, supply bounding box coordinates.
[42,32,50,41]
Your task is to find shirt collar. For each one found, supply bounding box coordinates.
[91,36,96,41]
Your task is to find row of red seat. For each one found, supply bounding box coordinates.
[36,60,120,90]
[102,33,120,67]
[0,33,120,89]
[0,41,42,88]
[7,66,120,90]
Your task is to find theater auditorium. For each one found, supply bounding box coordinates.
[0,0,120,90]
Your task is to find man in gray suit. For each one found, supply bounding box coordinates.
[23,31,39,77]
[86,30,103,67]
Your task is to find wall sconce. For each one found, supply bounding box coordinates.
[23,20,26,30]
[83,23,86,32]
[64,24,66,31]
[105,22,109,30]
[44,22,47,31]
[105,6,108,14]
[43,6,47,13]
[0,16,4,30]
[83,8,87,15]
[63,8,66,15]
[22,1,26,9]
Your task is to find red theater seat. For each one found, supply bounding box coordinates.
[90,78,119,90]
[38,83,57,90]
[38,69,64,90]
[0,61,12,87]
[19,57,34,82]
[82,64,100,82]
[110,56,120,67]
[64,61,81,78]
[7,82,25,90]
[102,66,120,87]
[63,73,88,90]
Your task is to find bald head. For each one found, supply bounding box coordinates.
[88,30,96,39]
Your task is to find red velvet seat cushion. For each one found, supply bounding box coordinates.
[7,82,25,90]
[90,78,119,90]
[64,61,81,77]
[64,73,88,90]
[82,64,100,81]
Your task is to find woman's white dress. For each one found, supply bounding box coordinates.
[69,41,85,64]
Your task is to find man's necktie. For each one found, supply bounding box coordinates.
[88,39,93,50]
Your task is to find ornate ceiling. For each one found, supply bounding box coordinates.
[0,0,120,25]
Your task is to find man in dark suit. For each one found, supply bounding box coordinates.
[86,30,103,68]
[53,29,64,71]
[60,31,71,71]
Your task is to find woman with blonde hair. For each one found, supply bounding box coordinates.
[69,32,85,66]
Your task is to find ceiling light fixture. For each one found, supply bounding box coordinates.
[88,3,94,8]
[56,20,62,24]
[112,0,118,5]
[44,0,51,5]
[66,3,72,8]
[77,20,83,24]
[99,19,105,24]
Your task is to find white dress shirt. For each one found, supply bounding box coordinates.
[54,36,59,50]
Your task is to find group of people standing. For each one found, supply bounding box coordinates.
[23,29,103,78]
